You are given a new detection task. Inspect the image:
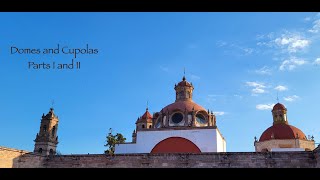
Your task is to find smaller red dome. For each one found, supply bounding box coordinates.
[141,110,152,119]
[259,124,306,141]
[272,103,286,111]
[136,109,153,123]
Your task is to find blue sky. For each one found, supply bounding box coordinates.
[0,13,319,154]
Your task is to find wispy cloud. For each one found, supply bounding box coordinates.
[216,41,227,47]
[314,58,320,65]
[213,111,225,116]
[254,66,272,75]
[190,74,200,80]
[304,17,311,22]
[233,94,243,99]
[216,41,255,56]
[274,33,310,53]
[256,104,275,110]
[279,57,307,71]
[160,65,169,72]
[206,95,216,104]
[274,85,288,91]
[246,81,267,95]
[308,19,320,33]
[284,95,299,102]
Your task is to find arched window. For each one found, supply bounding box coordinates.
[142,124,145,129]
[52,126,56,136]
[49,149,54,155]
[43,125,47,132]
[149,125,152,128]
[38,148,43,154]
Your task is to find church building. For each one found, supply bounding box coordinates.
[254,103,315,152]
[115,76,226,154]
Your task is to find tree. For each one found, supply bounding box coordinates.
[104,128,126,155]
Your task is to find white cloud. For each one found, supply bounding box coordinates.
[255,66,272,75]
[256,104,275,110]
[241,47,254,55]
[246,82,265,88]
[190,74,200,80]
[252,88,265,94]
[308,19,320,33]
[284,95,299,102]
[216,41,254,56]
[274,33,310,53]
[233,94,243,99]
[314,58,320,65]
[213,111,225,116]
[274,85,288,91]
[279,57,307,71]
[160,65,169,72]
[304,17,311,22]
[246,81,267,95]
[206,95,216,104]
[216,41,227,47]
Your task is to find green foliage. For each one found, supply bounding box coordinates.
[104,128,126,155]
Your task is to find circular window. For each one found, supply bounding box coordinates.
[172,113,183,124]
[196,114,207,124]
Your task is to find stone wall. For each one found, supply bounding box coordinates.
[12,150,319,168]
[3,145,319,168]
[0,146,29,168]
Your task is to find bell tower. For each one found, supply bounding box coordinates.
[174,75,194,102]
[34,107,59,156]
[272,103,288,125]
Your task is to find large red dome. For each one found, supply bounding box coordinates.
[162,100,206,114]
[259,124,306,141]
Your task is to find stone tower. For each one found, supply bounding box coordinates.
[34,108,59,155]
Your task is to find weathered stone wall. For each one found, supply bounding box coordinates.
[12,150,318,168]
[314,146,320,168]
[0,146,29,168]
[3,145,319,168]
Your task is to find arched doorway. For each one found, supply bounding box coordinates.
[150,137,201,154]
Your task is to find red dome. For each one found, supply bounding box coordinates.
[141,110,152,119]
[259,124,306,141]
[162,100,206,114]
[272,103,286,111]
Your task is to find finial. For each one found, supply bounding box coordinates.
[183,67,186,81]
[276,91,279,103]
[50,99,55,111]
[254,136,257,142]
[146,101,149,111]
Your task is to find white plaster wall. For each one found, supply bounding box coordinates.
[115,128,226,154]
[216,130,226,152]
